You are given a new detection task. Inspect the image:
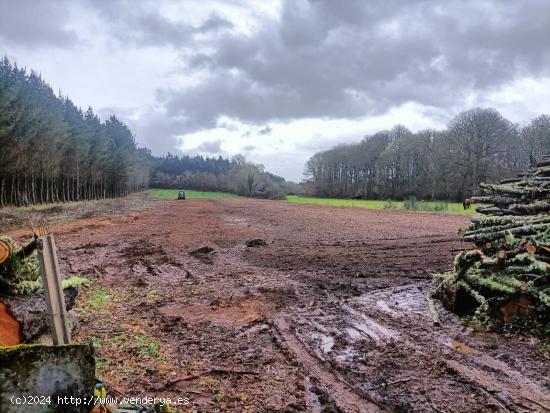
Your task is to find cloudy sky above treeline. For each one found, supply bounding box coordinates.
[1,0,550,180]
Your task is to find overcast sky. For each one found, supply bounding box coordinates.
[1,0,550,181]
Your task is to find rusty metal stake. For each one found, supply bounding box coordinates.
[37,234,71,345]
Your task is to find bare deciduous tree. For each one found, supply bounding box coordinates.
[305,108,543,201]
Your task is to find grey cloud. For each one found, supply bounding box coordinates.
[242,144,257,152]
[258,125,272,135]
[125,112,187,155]
[96,106,135,123]
[96,106,185,155]
[4,0,550,176]
[96,106,186,156]
[158,0,550,132]
[195,140,223,153]
[87,0,192,47]
[198,14,234,33]
[86,0,233,47]
[0,0,78,47]
[296,134,359,152]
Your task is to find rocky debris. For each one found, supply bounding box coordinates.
[246,238,268,247]
[189,245,215,255]
[431,155,550,330]
[189,245,216,264]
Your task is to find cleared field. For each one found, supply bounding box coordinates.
[5,197,548,412]
[286,194,473,214]
[147,189,239,200]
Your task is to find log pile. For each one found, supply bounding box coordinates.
[0,236,41,294]
[431,155,550,331]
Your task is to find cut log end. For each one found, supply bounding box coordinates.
[0,302,22,346]
[525,244,537,254]
[499,296,535,323]
[0,239,12,264]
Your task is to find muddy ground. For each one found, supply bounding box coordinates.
[8,198,550,412]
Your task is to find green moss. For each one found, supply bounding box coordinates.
[0,343,44,354]
[475,277,516,294]
[89,288,109,308]
[505,231,518,247]
[0,237,42,294]
[62,276,89,289]
[135,334,162,359]
[539,290,550,307]
[433,272,456,285]
[505,260,548,276]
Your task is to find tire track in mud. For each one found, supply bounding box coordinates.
[443,359,550,412]
[357,287,550,412]
[232,200,548,411]
[272,316,383,413]
[285,283,550,412]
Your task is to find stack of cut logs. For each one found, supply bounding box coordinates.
[431,155,550,329]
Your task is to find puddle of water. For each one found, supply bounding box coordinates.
[308,331,334,355]
[304,376,322,413]
[319,334,334,353]
[346,327,363,340]
[357,284,429,317]
[376,299,394,314]
[354,313,398,341]
[333,346,360,363]
[343,305,399,341]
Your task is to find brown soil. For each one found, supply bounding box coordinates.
[7,198,550,412]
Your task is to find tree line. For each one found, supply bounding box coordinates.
[4,55,548,207]
[152,154,298,199]
[0,57,299,206]
[0,57,151,207]
[305,108,550,201]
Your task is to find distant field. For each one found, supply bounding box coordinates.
[147,189,239,200]
[147,190,474,214]
[286,195,474,215]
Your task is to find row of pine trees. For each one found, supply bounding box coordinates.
[0,57,151,207]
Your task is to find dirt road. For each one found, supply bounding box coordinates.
[22,198,549,412]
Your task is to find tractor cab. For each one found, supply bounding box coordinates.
[177,190,186,200]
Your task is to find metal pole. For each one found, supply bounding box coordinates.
[37,235,71,345]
